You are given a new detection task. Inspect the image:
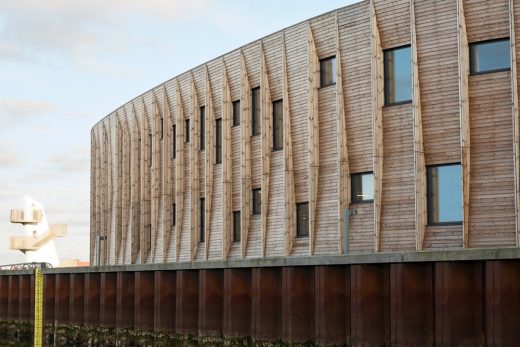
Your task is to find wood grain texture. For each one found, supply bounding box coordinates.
[510,0,520,246]
[130,102,141,263]
[308,23,320,256]
[371,1,384,252]
[204,66,215,260]
[411,0,427,250]
[222,59,233,260]
[151,92,162,261]
[162,87,173,262]
[240,51,252,258]
[175,79,185,261]
[190,76,200,261]
[139,97,151,263]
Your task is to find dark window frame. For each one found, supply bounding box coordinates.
[252,188,261,215]
[251,87,261,136]
[296,202,309,238]
[200,106,206,150]
[383,44,412,107]
[233,211,241,243]
[172,203,176,227]
[172,125,176,159]
[319,55,337,88]
[272,99,283,151]
[215,118,222,164]
[185,119,190,143]
[200,197,205,243]
[351,171,375,204]
[160,117,164,140]
[232,100,241,127]
[469,37,511,75]
[427,163,463,226]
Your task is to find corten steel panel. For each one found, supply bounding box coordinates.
[100,272,117,327]
[175,270,199,334]
[314,266,349,346]
[134,271,154,330]
[223,268,251,338]
[390,263,434,346]
[154,271,176,332]
[55,273,70,323]
[0,276,8,318]
[116,272,134,329]
[43,274,55,323]
[435,261,484,346]
[8,275,20,320]
[84,273,100,325]
[251,267,282,341]
[69,273,85,324]
[281,266,315,343]
[198,269,223,336]
[485,260,520,346]
[19,275,32,321]
[351,264,391,346]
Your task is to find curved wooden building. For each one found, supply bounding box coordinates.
[91,0,520,265]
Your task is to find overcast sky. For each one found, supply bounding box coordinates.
[0,0,358,265]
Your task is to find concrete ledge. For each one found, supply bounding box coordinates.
[2,246,520,275]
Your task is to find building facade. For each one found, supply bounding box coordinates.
[91,0,520,265]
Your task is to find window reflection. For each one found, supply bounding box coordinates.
[470,39,510,74]
[427,164,462,224]
[384,46,412,105]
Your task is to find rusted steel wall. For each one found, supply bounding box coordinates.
[1,260,520,345]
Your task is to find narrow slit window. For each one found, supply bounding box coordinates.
[200,106,205,150]
[232,100,240,127]
[252,188,261,215]
[172,203,176,227]
[233,211,241,242]
[200,197,205,243]
[251,87,260,136]
[172,125,176,159]
[148,134,152,167]
[351,172,374,203]
[384,45,412,105]
[272,99,283,151]
[185,119,190,143]
[320,56,336,87]
[160,117,164,140]
[146,224,151,251]
[296,202,309,237]
[216,118,222,164]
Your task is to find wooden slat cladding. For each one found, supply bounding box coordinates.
[92,0,520,265]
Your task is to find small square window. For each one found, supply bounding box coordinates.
[351,172,374,203]
[427,164,462,225]
[272,99,283,151]
[296,202,309,237]
[185,119,190,143]
[320,56,337,88]
[200,106,205,150]
[200,197,205,243]
[233,211,241,242]
[384,45,412,105]
[251,87,260,136]
[232,100,240,127]
[470,38,510,74]
[216,118,222,164]
[252,188,261,215]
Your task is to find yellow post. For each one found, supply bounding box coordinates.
[33,268,43,347]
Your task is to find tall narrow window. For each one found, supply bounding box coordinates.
[296,202,309,237]
[216,118,222,164]
[320,56,336,87]
[185,119,190,143]
[384,45,412,105]
[200,197,205,243]
[148,134,152,167]
[200,106,205,150]
[272,99,283,151]
[233,211,241,242]
[351,172,374,203]
[172,203,176,227]
[172,125,176,159]
[427,164,462,225]
[251,87,260,136]
[470,38,510,74]
[232,100,240,127]
[146,224,151,251]
[160,117,164,140]
[252,188,261,215]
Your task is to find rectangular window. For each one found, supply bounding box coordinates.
[296,202,309,237]
[320,56,337,87]
[233,211,241,242]
[427,164,462,225]
[384,45,412,105]
[252,87,260,136]
[160,117,164,140]
[470,38,510,74]
[200,198,205,243]
[172,203,176,227]
[351,172,374,203]
[146,224,151,251]
[148,134,152,167]
[232,100,240,127]
[172,125,176,159]
[185,119,190,143]
[216,118,222,164]
[252,188,261,215]
[272,99,283,151]
[200,106,205,150]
